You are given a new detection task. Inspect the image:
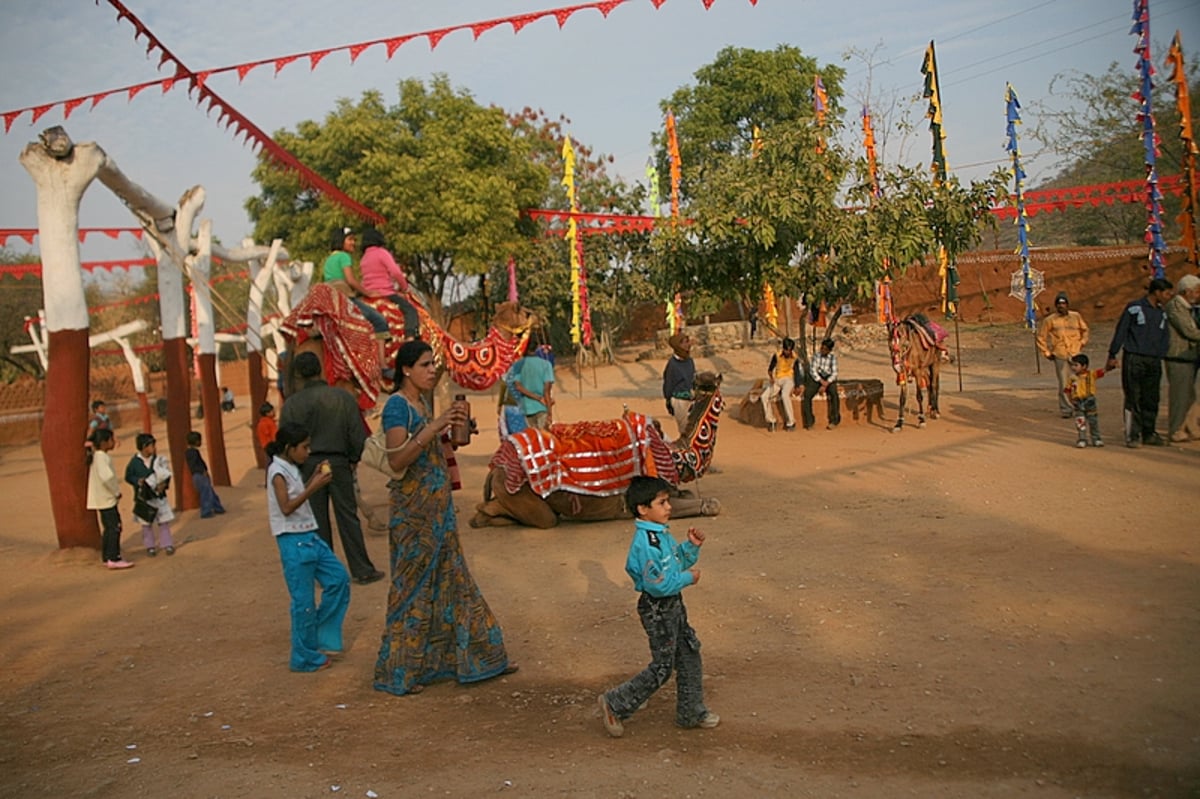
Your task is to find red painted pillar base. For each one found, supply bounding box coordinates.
[162,338,199,511]
[249,352,268,469]
[44,328,100,549]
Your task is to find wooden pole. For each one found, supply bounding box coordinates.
[953,315,963,392]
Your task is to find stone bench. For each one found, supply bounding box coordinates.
[737,378,886,426]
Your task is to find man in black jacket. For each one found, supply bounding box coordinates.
[1107,277,1173,448]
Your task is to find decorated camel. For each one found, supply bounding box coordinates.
[278,283,536,406]
[889,315,942,431]
[469,372,724,529]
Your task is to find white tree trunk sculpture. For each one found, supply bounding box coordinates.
[19,128,105,548]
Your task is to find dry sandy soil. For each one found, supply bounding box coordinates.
[0,323,1197,799]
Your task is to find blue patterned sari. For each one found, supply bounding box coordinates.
[373,394,510,695]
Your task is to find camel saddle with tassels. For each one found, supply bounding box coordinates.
[490,411,680,499]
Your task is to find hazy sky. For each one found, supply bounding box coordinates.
[1,0,1197,264]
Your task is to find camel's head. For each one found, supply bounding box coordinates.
[693,371,723,395]
[492,302,537,338]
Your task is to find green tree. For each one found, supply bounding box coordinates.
[646,46,1003,345]
[247,76,549,319]
[0,248,44,381]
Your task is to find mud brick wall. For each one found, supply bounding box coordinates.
[0,360,255,447]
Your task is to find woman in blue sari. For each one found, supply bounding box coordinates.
[374,340,517,695]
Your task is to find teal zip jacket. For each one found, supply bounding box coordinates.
[624,519,700,597]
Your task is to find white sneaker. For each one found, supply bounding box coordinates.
[1075,441,1087,448]
[105,560,135,570]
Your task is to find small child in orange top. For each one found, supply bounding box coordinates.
[1065,354,1106,448]
[256,402,278,454]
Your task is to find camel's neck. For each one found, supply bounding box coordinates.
[671,390,723,482]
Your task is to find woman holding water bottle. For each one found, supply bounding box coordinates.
[373,340,518,696]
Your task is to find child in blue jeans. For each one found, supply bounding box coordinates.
[266,422,350,672]
[598,476,719,737]
[185,431,226,517]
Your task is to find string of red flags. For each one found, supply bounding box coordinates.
[2,0,757,133]
[1130,0,1167,278]
[1165,31,1198,269]
[96,0,384,224]
[0,227,144,247]
[1006,83,1037,331]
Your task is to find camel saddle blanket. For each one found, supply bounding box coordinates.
[491,412,679,498]
[280,284,381,405]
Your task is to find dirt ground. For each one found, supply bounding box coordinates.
[0,323,1197,799]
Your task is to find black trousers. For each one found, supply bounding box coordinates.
[300,454,377,580]
[1120,352,1162,442]
[603,593,709,728]
[802,377,841,428]
[99,506,123,562]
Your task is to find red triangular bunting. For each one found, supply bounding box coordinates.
[349,43,372,63]
[427,28,450,49]
[237,62,257,82]
[510,14,536,32]
[128,84,148,101]
[91,91,113,109]
[702,0,716,7]
[554,8,574,27]
[650,0,667,8]
[3,110,21,133]
[30,104,53,124]
[309,50,331,69]
[63,97,85,118]
[160,78,176,94]
[471,20,501,39]
[195,71,210,88]
[274,55,299,75]
[597,1,623,17]
[385,36,413,57]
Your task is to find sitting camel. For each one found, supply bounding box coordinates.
[469,372,724,529]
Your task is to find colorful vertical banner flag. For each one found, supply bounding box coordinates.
[666,298,677,335]
[921,41,949,186]
[1166,31,1198,268]
[751,124,763,158]
[922,40,955,317]
[1005,83,1037,330]
[813,74,829,153]
[645,158,663,218]
[1131,0,1167,278]
[665,110,682,219]
[562,136,591,346]
[506,256,519,305]
[763,284,778,330]
[673,292,685,333]
[863,106,895,324]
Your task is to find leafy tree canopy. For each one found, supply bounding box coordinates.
[247,76,550,315]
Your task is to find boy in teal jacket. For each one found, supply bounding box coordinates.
[598,476,719,737]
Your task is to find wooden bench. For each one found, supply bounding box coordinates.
[737,378,886,426]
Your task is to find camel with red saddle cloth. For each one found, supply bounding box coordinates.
[469,372,724,529]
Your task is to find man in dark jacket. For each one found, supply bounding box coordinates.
[1106,277,1173,448]
[280,352,384,584]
